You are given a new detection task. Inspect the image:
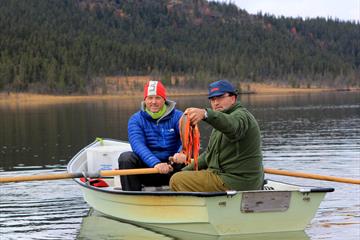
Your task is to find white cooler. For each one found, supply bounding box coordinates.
[86,145,122,187]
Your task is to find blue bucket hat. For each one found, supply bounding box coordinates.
[208,80,238,99]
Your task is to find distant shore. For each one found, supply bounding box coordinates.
[1,83,358,106]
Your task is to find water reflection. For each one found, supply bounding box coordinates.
[0,170,88,240]
[78,210,310,240]
[1,91,359,239]
[1,92,358,170]
[0,98,140,170]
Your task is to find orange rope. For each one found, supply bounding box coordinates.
[179,114,200,170]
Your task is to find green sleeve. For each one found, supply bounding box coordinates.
[205,107,248,141]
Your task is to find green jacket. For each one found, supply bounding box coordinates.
[183,102,264,191]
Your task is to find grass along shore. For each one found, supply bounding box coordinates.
[0,83,357,106]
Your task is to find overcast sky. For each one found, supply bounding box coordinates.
[216,0,359,22]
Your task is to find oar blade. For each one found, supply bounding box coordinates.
[265,168,360,185]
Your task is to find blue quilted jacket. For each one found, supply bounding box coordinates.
[128,100,183,167]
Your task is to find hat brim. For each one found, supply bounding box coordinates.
[208,91,237,99]
[208,91,226,99]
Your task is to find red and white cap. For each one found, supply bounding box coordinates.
[143,81,166,100]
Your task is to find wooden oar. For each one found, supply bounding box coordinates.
[0,168,159,183]
[265,168,360,184]
[170,156,360,185]
[1,167,358,184]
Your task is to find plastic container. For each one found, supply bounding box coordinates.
[86,145,122,187]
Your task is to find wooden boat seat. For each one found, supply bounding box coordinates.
[111,185,171,192]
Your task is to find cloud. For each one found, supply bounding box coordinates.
[215,0,359,22]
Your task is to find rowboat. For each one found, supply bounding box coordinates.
[67,138,334,236]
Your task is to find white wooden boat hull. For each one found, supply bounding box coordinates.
[68,139,334,236]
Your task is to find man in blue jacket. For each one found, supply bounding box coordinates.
[118,80,183,191]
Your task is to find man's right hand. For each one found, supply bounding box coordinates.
[171,153,187,164]
[154,162,173,174]
[184,108,207,125]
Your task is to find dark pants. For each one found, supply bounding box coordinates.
[118,151,182,191]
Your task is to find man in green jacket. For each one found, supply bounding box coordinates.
[170,79,264,192]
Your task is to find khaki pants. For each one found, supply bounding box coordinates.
[170,170,229,192]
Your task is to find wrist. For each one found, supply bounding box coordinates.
[203,109,208,120]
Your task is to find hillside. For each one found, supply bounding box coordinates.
[0,0,359,93]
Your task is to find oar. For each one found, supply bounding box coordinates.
[265,168,360,184]
[169,156,359,184]
[0,168,159,183]
[1,167,358,184]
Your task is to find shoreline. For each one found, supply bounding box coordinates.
[1,83,358,105]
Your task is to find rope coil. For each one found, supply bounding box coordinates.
[179,114,200,170]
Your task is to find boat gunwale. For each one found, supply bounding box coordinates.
[73,178,334,197]
[306,187,334,193]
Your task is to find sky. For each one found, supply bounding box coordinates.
[216,0,359,22]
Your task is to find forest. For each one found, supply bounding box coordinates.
[0,0,359,93]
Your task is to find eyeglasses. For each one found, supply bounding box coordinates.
[209,94,231,102]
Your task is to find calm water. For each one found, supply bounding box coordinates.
[0,91,359,239]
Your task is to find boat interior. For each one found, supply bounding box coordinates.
[68,140,334,194]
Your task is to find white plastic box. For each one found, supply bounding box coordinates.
[86,145,122,187]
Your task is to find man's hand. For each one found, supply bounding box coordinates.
[171,152,187,164]
[154,162,173,174]
[184,108,207,125]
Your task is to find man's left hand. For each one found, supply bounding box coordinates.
[154,162,173,174]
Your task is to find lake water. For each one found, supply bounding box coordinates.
[0,91,359,239]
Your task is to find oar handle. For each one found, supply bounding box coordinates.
[0,168,159,183]
[265,168,360,184]
[100,168,159,177]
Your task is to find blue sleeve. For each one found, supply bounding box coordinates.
[128,113,161,167]
[174,110,184,153]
